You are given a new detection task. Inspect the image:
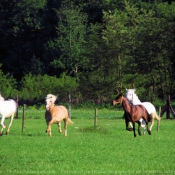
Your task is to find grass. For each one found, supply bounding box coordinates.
[0,108,175,175]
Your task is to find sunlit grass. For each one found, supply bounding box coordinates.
[0,109,175,175]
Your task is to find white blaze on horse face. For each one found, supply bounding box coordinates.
[45,99,51,110]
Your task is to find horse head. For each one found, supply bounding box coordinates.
[113,93,123,106]
[125,89,136,102]
[45,94,57,110]
[126,89,141,105]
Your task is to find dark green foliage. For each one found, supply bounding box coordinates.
[20,73,78,102]
[0,0,175,103]
[0,64,18,98]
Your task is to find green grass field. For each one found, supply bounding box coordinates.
[0,108,175,175]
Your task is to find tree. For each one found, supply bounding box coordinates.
[49,1,88,78]
[0,0,47,79]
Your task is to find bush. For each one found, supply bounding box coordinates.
[0,65,18,98]
[19,73,78,103]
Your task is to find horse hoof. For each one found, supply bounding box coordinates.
[46,129,50,133]
[6,132,9,135]
[126,128,133,131]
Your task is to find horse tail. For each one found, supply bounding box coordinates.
[67,117,74,124]
[152,112,161,121]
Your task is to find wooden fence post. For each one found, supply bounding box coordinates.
[94,108,98,127]
[157,106,161,131]
[15,95,19,119]
[22,104,26,133]
[166,95,170,119]
[160,95,175,119]
[68,94,71,119]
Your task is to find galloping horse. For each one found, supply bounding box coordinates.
[113,93,151,137]
[45,94,73,137]
[126,89,161,131]
[0,94,18,136]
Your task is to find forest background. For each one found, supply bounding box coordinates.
[0,0,175,106]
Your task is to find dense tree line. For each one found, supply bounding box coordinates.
[0,0,175,104]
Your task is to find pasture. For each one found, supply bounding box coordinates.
[0,108,175,175]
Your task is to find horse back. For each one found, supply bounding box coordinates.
[46,105,68,122]
[137,105,150,120]
[0,99,17,117]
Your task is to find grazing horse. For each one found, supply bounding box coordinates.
[126,89,161,131]
[113,93,151,137]
[45,94,73,137]
[0,94,18,136]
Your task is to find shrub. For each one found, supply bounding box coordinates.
[0,65,18,98]
[19,73,78,103]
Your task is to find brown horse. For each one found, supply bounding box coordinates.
[45,94,73,137]
[113,93,151,137]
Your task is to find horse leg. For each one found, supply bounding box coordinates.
[143,126,146,135]
[58,122,62,133]
[0,127,4,136]
[46,125,52,136]
[46,121,54,137]
[149,113,154,131]
[126,122,133,131]
[124,113,133,131]
[64,119,68,136]
[146,122,151,135]
[6,114,14,135]
[138,122,141,136]
[0,116,6,136]
[133,122,136,137]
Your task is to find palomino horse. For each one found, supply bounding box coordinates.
[126,89,161,131]
[45,94,73,137]
[0,94,18,136]
[113,93,151,137]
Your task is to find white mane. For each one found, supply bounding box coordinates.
[126,89,141,105]
[45,94,57,104]
[0,94,5,101]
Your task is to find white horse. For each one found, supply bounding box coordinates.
[0,94,18,136]
[126,89,161,132]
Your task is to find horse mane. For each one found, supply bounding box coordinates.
[45,94,57,104]
[128,89,141,104]
[132,92,141,102]
[0,94,5,101]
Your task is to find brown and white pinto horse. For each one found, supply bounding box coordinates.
[113,93,151,137]
[45,94,73,137]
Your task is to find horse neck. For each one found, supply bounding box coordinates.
[122,97,132,113]
[132,94,141,105]
[49,103,55,111]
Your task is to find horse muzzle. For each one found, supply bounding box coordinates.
[45,105,50,110]
[113,100,118,106]
[113,100,121,106]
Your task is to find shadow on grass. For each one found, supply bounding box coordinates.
[78,126,110,135]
